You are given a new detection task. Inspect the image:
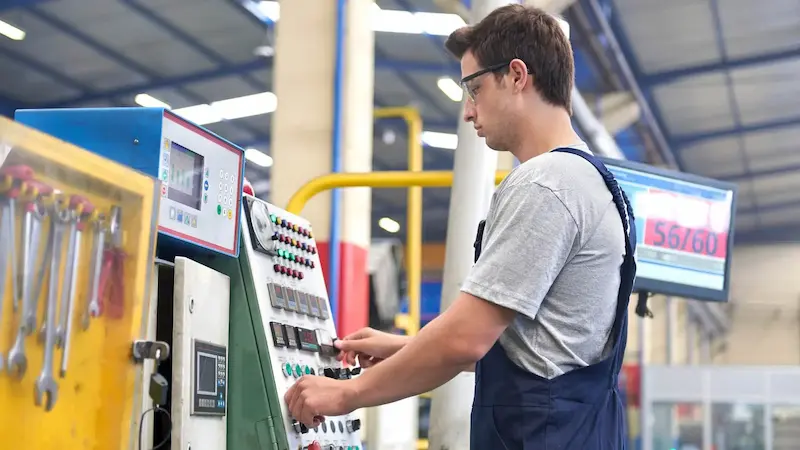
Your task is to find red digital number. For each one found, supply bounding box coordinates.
[644,219,727,258]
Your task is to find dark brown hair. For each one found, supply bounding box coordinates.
[444,4,574,114]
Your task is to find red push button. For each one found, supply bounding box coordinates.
[298,272,304,280]
[273,264,280,273]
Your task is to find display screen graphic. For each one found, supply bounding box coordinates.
[196,353,217,396]
[605,160,736,302]
[169,141,204,210]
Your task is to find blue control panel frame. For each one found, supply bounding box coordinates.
[15,107,245,258]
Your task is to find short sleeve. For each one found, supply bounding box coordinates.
[461,182,579,319]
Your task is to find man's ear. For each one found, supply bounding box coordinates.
[509,58,529,93]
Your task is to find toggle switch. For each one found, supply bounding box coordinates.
[346,419,361,433]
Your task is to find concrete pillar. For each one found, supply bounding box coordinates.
[426,0,510,446]
[269,0,374,336]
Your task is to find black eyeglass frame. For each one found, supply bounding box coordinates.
[459,60,532,102]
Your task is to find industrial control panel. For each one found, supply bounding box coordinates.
[15,107,244,257]
[241,195,364,450]
[158,113,243,257]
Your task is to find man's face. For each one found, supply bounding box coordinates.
[459,51,511,151]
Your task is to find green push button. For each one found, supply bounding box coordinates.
[277,249,284,258]
[294,364,302,377]
[284,363,292,377]
[289,253,296,261]
[217,205,222,215]
[304,366,311,375]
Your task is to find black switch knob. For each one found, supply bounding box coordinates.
[349,367,362,376]
[323,368,337,378]
[349,419,361,432]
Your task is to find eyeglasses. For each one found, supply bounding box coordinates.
[459,61,532,103]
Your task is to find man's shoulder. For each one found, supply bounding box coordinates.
[503,147,598,192]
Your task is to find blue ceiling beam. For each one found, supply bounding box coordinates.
[116,0,267,140]
[0,0,53,11]
[50,59,270,107]
[735,225,800,245]
[120,0,267,93]
[675,115,800,147]
[708,0,759,225]
[642,47,800,87]
[739,197,800,216]
[25,3,267,141]
[583,0,682,170]
[719,162,800,183]
[0,45,91,92]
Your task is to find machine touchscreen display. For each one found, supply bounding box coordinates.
[169,141,204,210]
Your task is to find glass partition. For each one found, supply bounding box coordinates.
[711,403,765,450]
[652,402,704,450]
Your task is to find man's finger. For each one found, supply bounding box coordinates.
[339,327,372,341]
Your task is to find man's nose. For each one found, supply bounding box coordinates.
[463,101,476,122]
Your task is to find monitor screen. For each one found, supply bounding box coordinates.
[169,141,205,211]
[196,352,218,396]
[603,158,737,302]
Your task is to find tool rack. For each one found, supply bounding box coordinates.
[0,117,160,450]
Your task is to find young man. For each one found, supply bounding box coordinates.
[284,5,636,448]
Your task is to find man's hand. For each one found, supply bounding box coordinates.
[284,376,359,427]
[335,327,409,368]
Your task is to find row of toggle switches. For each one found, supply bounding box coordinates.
[275,248,315,268]
[271,214,313,238]
[301,443,362,450]
[274,232,317,255]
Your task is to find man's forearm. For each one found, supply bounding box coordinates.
[350,321,475,408]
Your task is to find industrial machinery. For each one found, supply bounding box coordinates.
[16,107,364,450]
[0,117,159,449]
[206,195,365,450]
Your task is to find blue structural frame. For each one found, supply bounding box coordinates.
[0,0,794,244]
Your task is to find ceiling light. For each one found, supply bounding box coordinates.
[171,104,223,126]
[422,131,458,150]
[171,92,278,126]
[211,92,277,121]
[378,217,400,233]
[245,148,273,168]
[134,93,171,109]
[437,77,463,102]
[0,20,25,41]
[254,1,466,36]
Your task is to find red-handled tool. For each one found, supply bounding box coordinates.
[97,205,126,319]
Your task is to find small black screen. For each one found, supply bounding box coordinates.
[197,353,217,396]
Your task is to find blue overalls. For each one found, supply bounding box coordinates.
[470,147,637,450]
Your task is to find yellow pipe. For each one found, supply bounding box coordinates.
[373,107,423,337]
[286,170,510,213]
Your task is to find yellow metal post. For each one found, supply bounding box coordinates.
[373,108,423,337]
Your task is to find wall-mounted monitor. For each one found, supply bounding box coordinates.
[601,157,738,302]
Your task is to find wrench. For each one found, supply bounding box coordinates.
[35,204,67,411]
[82,214,105,330]
[0,201,10,372]
[58,195,93,377]
[0,165,34,313]
[6,199,46,379]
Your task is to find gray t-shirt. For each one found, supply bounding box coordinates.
[461,143,626,379]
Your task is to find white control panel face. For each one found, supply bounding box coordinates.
[241,196,364,450]
[158,111,243,257]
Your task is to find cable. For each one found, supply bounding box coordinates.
[137,405,172,450]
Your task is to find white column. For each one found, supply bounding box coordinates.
[426,1,512,447]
